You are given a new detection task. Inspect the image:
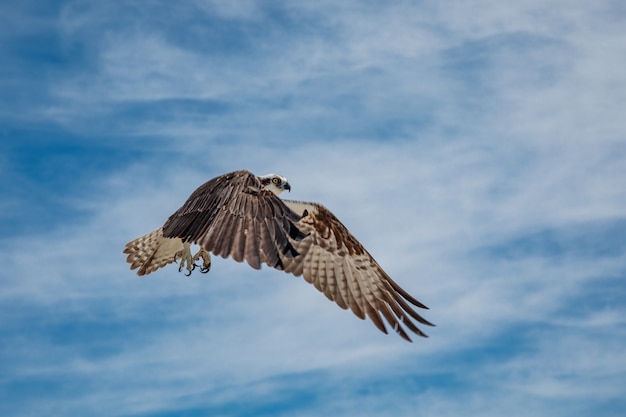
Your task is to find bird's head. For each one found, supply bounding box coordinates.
[258,173,291,195]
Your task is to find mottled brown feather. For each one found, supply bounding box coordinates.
[162,170,304,270]
[282,200,434,342]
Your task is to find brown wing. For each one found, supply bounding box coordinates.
[281,200,434,342]
[162,170,306,270]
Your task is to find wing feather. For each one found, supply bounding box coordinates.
[214,210,236,258]
[364,302,388,335]
[331,258,350,310]
[245,220,261,270]
[161,170,304,271]
[281,200,434,342]
[229,215,246,263]
[345,264,366,320]
[259,217,281,269]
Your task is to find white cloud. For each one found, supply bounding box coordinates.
[3,133,624,415]
[2,1,626,416]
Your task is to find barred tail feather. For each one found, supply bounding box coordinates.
[123,228,185,276]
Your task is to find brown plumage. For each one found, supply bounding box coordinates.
[123,170,434,341]
[162,170,305,270]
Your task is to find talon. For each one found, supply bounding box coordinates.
[173,244,211,276]
[192,248,212,274]
[176,254,185,272]
[175,242,196,275]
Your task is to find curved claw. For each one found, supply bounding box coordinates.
[173,244,211,276]
[176,256,184,273]
[184,264,196,276]
[174,242,196,275]
[193,248,212,275]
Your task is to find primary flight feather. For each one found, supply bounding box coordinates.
[123,170,433,341]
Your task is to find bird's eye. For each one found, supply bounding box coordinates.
[272,178,280,184]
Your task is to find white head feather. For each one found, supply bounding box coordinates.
[258,173,291,195]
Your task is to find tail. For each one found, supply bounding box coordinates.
[123,227,185,276]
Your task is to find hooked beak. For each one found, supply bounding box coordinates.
[284,182,291,192]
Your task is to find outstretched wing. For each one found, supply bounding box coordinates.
[162,170,306,270]
[281,200,434,342]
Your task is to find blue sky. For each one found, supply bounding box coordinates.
[1,1,625,416]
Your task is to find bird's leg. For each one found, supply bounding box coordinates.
[193,248,211,274]
[174,242,196,275]
[174,243,211,276]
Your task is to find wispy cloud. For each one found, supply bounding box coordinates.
[1,1,625,416]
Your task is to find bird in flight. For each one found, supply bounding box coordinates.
[123,170,433,341]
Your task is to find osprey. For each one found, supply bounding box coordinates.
[124,170,433,341]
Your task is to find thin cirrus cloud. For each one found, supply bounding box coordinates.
[1,1,625,417]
